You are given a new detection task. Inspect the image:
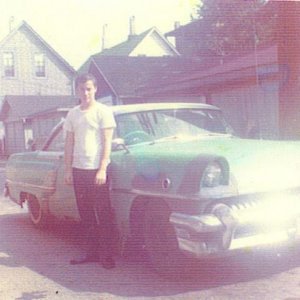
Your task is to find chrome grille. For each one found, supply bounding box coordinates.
[228,195,300,240]
[230,199,259,212]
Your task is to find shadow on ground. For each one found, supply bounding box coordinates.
[1,210,300,298]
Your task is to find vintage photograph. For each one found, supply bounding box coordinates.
[1,0,300,299]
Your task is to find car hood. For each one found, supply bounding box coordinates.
[132,135,300,195]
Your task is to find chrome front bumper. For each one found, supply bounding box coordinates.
[170,195,300,259]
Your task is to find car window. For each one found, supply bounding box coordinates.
[174,110,230,134]
[116,113,145,137]
[116,109,232,145]
[46,128,65,152]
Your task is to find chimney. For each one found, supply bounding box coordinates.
[128,16,136,40]
[9,16,15,32]
[101,24,108,51]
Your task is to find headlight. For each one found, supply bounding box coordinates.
[201,162,223,187]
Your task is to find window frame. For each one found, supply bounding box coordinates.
[34,53,46,77]
[42,121,64,152]
[3,51,15,77]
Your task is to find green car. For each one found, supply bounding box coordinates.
[5,102,300,275]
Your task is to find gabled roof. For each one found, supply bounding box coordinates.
[89,55,204,97]
[0,95,77,121]
[99,27,179,56]
[0,20,75,74]
[85,43,278,100]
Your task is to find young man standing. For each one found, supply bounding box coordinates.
[64,73,116,269]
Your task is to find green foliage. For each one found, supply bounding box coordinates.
[195,0,276,57]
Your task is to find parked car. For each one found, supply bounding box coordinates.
[5,102,300,276]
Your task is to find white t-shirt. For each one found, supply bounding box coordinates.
[64,102,116,169]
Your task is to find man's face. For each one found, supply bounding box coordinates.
[76,80,97,105]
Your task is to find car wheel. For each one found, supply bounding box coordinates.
[27,195,49,228]
[144,201,193,278]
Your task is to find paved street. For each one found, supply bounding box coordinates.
[1,166,300,299]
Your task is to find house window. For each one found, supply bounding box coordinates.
[34,53,45,77]
[3,52,15,77]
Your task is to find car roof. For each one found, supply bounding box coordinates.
[58,102,220,117]
[111,102,220,115]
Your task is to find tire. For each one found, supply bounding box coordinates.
[144,201,193,278]
[27,195,49,228]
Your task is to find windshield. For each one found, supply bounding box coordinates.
[116,109,233,145]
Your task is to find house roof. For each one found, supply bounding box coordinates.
[0,21,75,74]
[165,20,204,37]
[85,42,278,100]
[100,28,152,56]
[0,95,77,121]
[136,44,279,96]
[89,55,205,97]
[99,27,179,56]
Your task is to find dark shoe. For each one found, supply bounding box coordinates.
[70,254,99,265]
[101,257,115,269]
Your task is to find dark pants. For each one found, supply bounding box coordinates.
[72,167,114,259]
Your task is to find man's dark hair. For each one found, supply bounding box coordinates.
[75,73,98,88]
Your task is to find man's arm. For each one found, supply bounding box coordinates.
[95,127,114,185]
[64,131,74,184]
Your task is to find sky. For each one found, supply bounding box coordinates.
[0,0,199,69]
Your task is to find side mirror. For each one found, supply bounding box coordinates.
[112,138,129,153]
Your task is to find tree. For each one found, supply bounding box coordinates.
[196,0,277,57]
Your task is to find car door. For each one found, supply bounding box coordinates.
[43,124,80,221]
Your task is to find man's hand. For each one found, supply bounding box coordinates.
[95,169,107,185]
[64,169,73,185]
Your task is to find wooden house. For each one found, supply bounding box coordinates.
[0,20,76,154]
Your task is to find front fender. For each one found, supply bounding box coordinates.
[177,154,230,195]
